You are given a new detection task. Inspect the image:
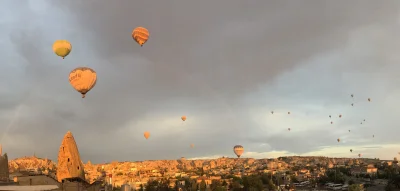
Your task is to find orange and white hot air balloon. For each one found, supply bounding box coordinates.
[132,27,149,47]
[144,131,150,140]
[233,145,244,158]
[181,116,187,121]
[69,67,97,98]
[358,154,362,157]
[190,144,194,148]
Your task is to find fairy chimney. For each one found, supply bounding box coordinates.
[56,131,85,182]
[0,145,9,182]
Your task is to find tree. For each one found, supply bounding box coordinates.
[242,175,263,191]
[145,180,159,191]
[266,179,277,191]
[290,175,298,183]
[231,181,242,191]
[191,181,198,191]
[260,173,271,184]
[200,180,207,191]
[139,184,144,191]
[348,184,364,191]
[348,179,355,185]
[222,180,227,186]
[210,180,221,190]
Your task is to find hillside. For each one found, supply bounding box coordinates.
[7,156,375,187]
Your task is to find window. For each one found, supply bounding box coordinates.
[68,158,70,162]
[77,166,80,170]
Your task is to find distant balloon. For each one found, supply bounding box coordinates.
[181,116,187,121]
[358,154,362,157]
[288,112,291,115]
[69,67,97,98]
[132,27,150,47]
[351,103,354,106]
[190,144,194,148]
[52,40,72,59]
[368,98,371,102]
[350,149,353,152]
[144,131,150,139]
[339,114,342,118]
[363,119,366,122]
[337,138,340,142]
[373,135,375,138]
[331,121,333,124]
[271,111,274,114]
[348,130,351,132]
[351,94,354,98]
[329,115,331,118]
[233,145,244,158]
[288,128,291,131]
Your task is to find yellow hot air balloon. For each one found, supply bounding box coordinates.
[132,27,149,47]
[53,40,72,59]
[233,145,244,158]
[190,144,194,148]
[69,67,97,98]
[181,116,187,121]
[144,131,150,140]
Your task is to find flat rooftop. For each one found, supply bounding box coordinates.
[0,185,59,190]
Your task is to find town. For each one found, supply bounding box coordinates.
[1,132,398,191]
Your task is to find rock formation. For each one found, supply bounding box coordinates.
[0,145,9,182]
[56,131,85,182]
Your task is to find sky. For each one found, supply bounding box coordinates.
[0,0,400,163]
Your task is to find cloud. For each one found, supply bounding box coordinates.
[0,0,399,163]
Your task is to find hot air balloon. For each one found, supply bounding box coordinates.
[69,67,97,98]
[271,111,274,114]
[233,145,244,158]
[337,138,340,142]
[351,103,354,106]
[288,128,291,131]
[144,131,150,139]
[190,144,194,148]
[339,114,342,118]
[358,154,362,157]
[348,130,351,132]
[360,122,363,125]
[53,40,72,59]
[363,119,366,122]
[181,116,187,121]
[350,149,353,152]
[132,27,149,47]
[373,135,375,138]
[329,115,331,118]
[288,112,291,114]
[368,98,371,102]
[351,94,354,98]
[331,121,333,124]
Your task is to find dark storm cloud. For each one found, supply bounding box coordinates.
[1,0,399,162]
